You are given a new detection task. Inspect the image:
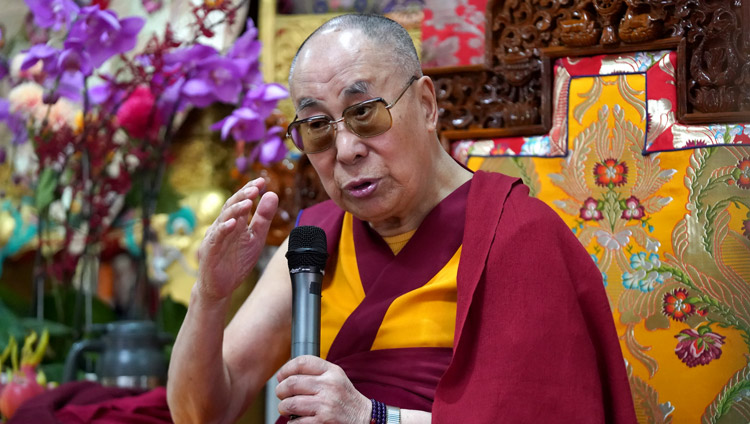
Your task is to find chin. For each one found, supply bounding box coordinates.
[342,199,389,223]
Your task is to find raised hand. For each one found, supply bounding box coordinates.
[276,356,371,424]
[195,177,279,302]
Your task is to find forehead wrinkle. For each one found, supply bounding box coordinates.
[295,79,373,114]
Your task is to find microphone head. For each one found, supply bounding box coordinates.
[286,225,328,270]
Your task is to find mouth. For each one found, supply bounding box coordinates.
[344,179,378,198]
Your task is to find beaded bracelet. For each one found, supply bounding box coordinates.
[370,399,387,424]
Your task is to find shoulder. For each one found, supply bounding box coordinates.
[297,200,345,259]
[469,170,564,230]
[297,200,343,227]
[468,171,597,277]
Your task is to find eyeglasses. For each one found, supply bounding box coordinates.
[286,76,418,154]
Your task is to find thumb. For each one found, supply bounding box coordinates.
[249,191,279,238]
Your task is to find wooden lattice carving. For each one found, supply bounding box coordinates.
[426,0,750,141]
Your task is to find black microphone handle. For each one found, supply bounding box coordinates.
[290,268,322,358]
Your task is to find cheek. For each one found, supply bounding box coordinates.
[307,156,338,194]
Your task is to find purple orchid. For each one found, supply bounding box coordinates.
[67,7,144,68]
[21,44,88,102]
[234,126,288,171]
[227,21,263,87]
[0,99,29,145]
[254,126,287,165]
[156,76,189,120]
[21,44,60,76]
[182,57,242,107]
[164,44,218,70]
[227,21,261,60]
[211,107,266,142]
[242,83,289,118]
[59,42,93,77]
[24,0,80,31]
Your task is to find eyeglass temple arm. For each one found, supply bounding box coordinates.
[385,76,419,110]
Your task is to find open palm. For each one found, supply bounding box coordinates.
[197,179,279,301]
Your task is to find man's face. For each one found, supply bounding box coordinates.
[289,29,437,230]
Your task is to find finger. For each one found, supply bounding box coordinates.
[214,197,255,230]
[248,191,279,237]
[275,374,320,400]
[278,394,318,419]
[277,355,328,381]
[220,177,266,213]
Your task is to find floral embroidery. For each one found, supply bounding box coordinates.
[594,229,632,250]
[620,196,645,220]
[729,157,750,189]
[622,252,671,292]
[594,158,628,188]
[684,139,708,148]
[590,254,608,287]
[662,289,694,321]
[675,326,726,367]
[743,218,750,239]
[580,197,603,221]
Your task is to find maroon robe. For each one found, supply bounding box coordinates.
[296,170,636,423]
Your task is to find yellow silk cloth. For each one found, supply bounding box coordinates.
[320,212,459,359]
[468,74,750,423]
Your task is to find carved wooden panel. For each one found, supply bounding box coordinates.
[426,0,750,141]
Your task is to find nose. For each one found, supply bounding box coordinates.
[333,120,368,165]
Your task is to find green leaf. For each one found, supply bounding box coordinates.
[35,168,59,211]
[39,362,65,384]
[155,174,183,215]
[42,286,116,329]
[18,318,72,337]
[0,285,30,318]
[0,299,26,342]
[124,174,144,209]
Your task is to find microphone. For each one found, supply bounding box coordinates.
[286,225,328,358]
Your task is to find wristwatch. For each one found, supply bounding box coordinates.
[386,405,401,424]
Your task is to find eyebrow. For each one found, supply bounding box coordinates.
[343,80,370,96]
[295,80,371,113]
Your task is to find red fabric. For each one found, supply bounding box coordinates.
[291,171,636,422]
[433,171,637,423]
[8,381,171,424]
[326,181,469,362]
[421,0,488,67]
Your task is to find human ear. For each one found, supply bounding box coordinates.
[416,76,438,133]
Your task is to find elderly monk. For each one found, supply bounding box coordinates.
[167,14,637,424]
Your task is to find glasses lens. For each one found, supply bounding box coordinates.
[290,117,334,153]
[344,101,392,138]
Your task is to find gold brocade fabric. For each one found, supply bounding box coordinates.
[467,74,750,423]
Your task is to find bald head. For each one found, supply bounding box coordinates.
[288,14,422,86]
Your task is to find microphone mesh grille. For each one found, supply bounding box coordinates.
[286,225,328,269]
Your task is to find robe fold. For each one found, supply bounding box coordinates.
[292,170,636,423]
